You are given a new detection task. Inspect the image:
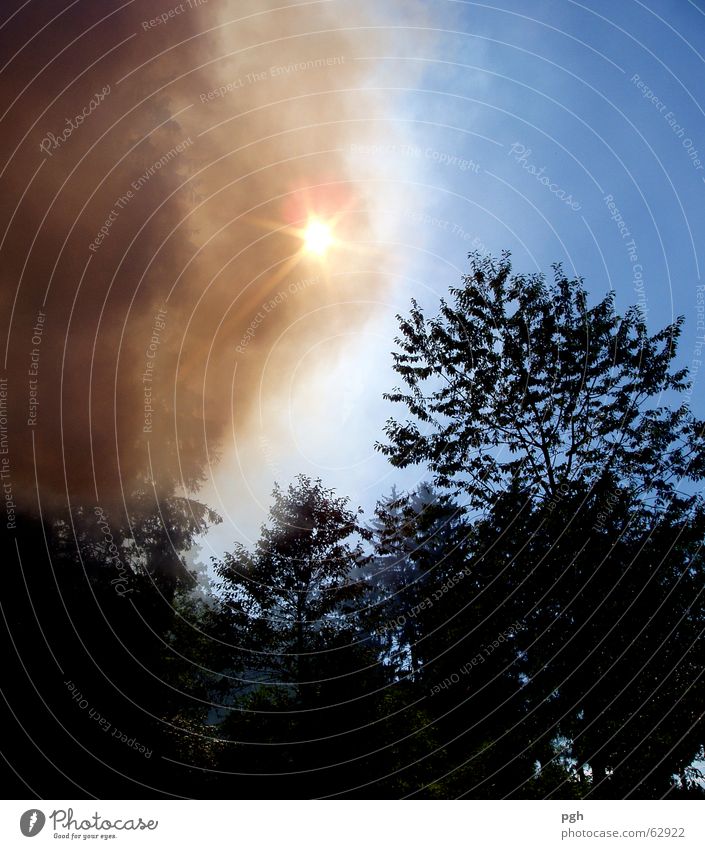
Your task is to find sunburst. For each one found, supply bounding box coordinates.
[302,217,334,257]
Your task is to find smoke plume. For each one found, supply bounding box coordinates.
[0,0,429,517]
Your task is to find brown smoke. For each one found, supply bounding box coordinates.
[0,0,430,516]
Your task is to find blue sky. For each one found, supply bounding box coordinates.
[197,0,705,565]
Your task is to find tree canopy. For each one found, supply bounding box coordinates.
[378,252,705,512]
[6,253,704,799]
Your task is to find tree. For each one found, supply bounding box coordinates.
[212,475,390,797]
[1,495,222,798]
[214,475,372,689]
[377,251,705,511]
[376,252,705,797]
[369,483,470,680]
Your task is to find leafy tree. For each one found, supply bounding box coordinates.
[377,251,705,511]
[369,483,470,681]
[214,475,372,690]
[212,475,393,796]
[1,495,222,798]
[376,253,705,797]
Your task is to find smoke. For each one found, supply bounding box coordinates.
[0,0,430,517]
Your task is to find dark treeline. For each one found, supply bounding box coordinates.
[3,253,704,799]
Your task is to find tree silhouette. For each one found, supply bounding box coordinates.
[6,252,704,800]
[378,251,705,511]
[376,253,705,797]
[214,474,371,691]
[211,475,395,796]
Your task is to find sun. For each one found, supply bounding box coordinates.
[303,218,334,256]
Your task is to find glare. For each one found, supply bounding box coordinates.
[303,218,334,256]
